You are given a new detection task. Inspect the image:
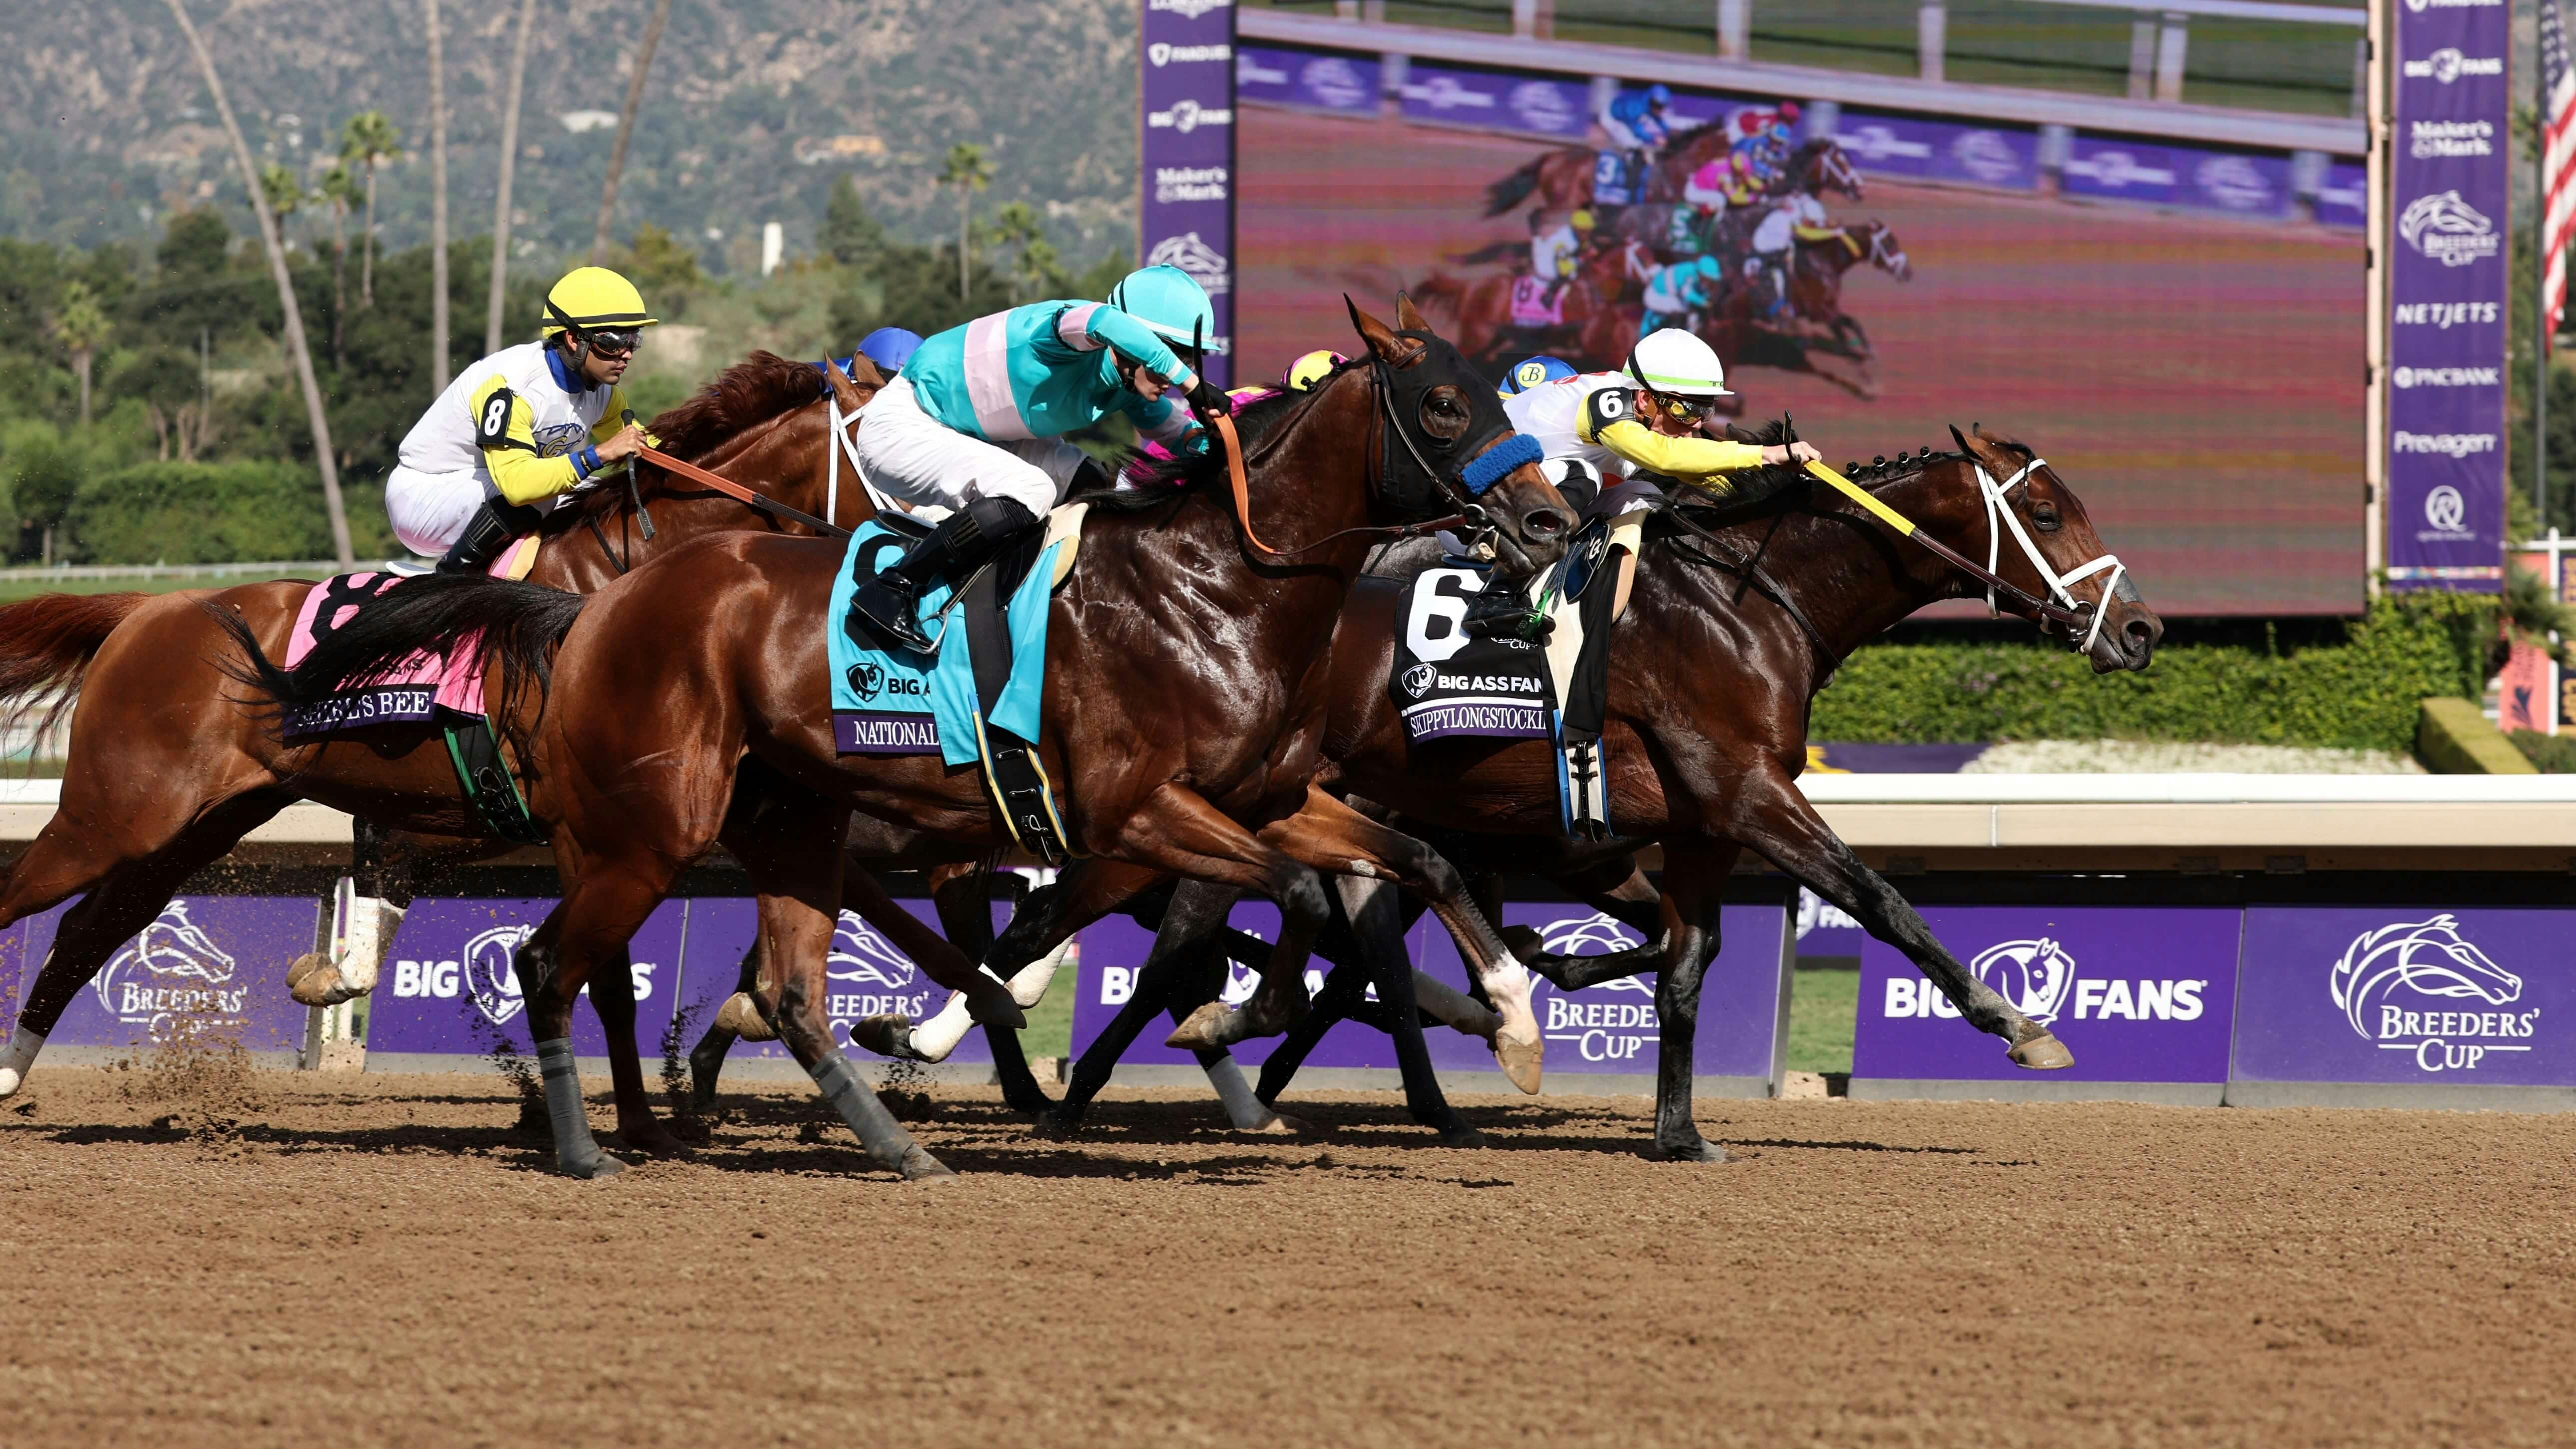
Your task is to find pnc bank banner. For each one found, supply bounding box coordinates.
[2385,0,2510,591]
[1141,0,1235,386]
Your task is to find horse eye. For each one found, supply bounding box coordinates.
[2032,503,2061,533]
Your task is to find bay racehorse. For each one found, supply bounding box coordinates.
[234,299,1576,1180]
[1707,221,1911,399]
[1483,119,1778,219]
[1033,423,2161,1159]
[1412,238,1655,375]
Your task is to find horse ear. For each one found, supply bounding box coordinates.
[1393,292,1430,332]
[1948,423,1972,455]
[845,351,885,389]
[823,358,870,413]
[1347,296,1404,362]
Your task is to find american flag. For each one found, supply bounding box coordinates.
[2544,0,2576,343]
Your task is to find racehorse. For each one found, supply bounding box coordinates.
[237,298,1577,1180]
[1482,118,1745,218]
[0,351,1025,1149]
[1706,221,1911,399]
[1411,237,1653,370]
[1621,138,1869,257]
[1034,423,2162,1159]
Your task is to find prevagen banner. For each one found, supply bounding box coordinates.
[1852,905,2241,1100]
[7,898,316,1062]
[1141,0,1235,385]
[2385,0,2510,590]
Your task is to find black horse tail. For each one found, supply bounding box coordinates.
[1483,157,1544,218]
[207,575,587,731]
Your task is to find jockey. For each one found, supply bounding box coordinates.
[387,266,660,573]
[814,326,926,394]
[1744,192,1835,323]
[1527,209,1592,307]
[1640,254,1724,335]
[1598,84,1673,171]
[1497,353,1578,401]
[1500,328,1817,510]
[849,263,1229,653]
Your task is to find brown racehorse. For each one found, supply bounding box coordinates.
[233,299,1576,1180]
[0,350,1036,1148]
[1482,118,1745,218]
[1707,221,1912,399]
[1042,424,2163,1160]
[1412,237,1654,372]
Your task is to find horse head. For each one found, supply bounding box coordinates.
[1862,222,1911,281]
[1798,138,1865,201]
[1936,426,2161,673]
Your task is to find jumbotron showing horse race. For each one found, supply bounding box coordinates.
[1,0,2572,1444]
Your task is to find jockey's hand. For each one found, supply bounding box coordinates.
[594,422,651,463]
[1185,374,1233,420]
[1762,441,1820,466]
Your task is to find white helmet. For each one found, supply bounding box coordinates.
[1626,327,1733,399]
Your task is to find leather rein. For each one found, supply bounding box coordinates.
[1210,360,1489,560]
[580,442,856,576]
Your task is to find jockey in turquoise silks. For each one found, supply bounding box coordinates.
[848,264,1230,654]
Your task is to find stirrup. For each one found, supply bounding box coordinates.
[853,577,939,656]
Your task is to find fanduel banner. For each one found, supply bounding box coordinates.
[1142,0,1235,385]
[2387,0,2510,590]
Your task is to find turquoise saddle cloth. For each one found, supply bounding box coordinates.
[827,520,1063,768]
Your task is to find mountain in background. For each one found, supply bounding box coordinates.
[8,0,1139,271]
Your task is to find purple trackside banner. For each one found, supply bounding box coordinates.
[2386,0,2510,590]
[1072,898,1790,1088]
[365,898,687,1063]
[2233,908,2576,1087]
[676,899,1013,1067]
[1235,45,1378,116]
[7,897,316,1059]
[1830,111,2039,192]
[1142,0,1236,386]
[1401,63,1589,139]
[1852,906,2240,1089]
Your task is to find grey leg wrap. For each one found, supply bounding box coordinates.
[808,1049,953,1180]
[535,1037,625,1179]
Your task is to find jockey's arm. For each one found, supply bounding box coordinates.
[594,384,662,450]
[1792,224,1846,247]
[1580,391,1765,495]
[1121,389,1202,453]
[468,373,595,506]
[1056,302,1202,395]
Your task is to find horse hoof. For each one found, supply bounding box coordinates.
[1651,1137,1727,1164]
[286,956,349,1007]
[563,1150,628,1180]
[1433,1121,1491,1148]
[899,1147,958,1181]
[2008,1031,2074,1071]
[1033,1110,1085,1140]
[614,1124,693,1159]
[1164,1002,1235,1051]
[964,981,1027,1031]
[715,992,777,1042]
[1240,1112,1312,1137]
[1498,925,1543,964]
[0,1066,24,1099]
[1492,1030,1544,1095]
[849,1014,922,1060]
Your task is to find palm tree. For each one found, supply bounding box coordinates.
[590,0,675,264]
[259,162,305,235]
[425,0,451,392]
[341,110,401,307]
[939,143,994,302]
[487,0,539,353]
[991,201,1055,301]
[52,281,112,428]
[163,0,354,567]
[317,161,357,366]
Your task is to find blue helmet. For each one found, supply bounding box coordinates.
[1109,264,1217,347]
[1499,355,1578,397]
[1646,83,1672,108]
[1694,254,1725,279]
[857,326,923,374]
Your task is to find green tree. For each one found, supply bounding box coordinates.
[316,161,358,366]
[51,280,111,427]
[621,223,701,305]
[156,207,230,281]
[258,162,304,227]
[4,420,84,564]
[937,142,994,302]
[821,175,884,267]
[341,110,402,308]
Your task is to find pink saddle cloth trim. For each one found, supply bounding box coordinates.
[285,573,487,718]
[1509,275,1563,328]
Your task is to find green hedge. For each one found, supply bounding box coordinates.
[66,461,393,565]
[1811,593,2494,754]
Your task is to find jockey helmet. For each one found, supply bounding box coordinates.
[1693,254,1725,280]
[1109,265,1217,348]
[1645,84,1672,108]
[542,267,657,338]
[1500,355,1578,395]
[1777,100,1802,124]
[1570,208,1596,232]
[1627,327,1732,399]
[1283,349,1347,392]
[857,326,924,374]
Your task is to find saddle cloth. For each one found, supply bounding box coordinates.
[1509,275,1565,329]
[1591,149,1639,207]
[280,573,487,737]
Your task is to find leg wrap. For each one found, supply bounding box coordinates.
[535,1037,620,1177]
[0,1025,46,1098]
[807,1048,920,1171]
[1203,1053,1275,1129]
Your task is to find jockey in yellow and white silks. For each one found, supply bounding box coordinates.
[848,263,1230,654]
[1501,328,1817,510]
[385,266,660,572]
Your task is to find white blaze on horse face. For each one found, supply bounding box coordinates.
[0,1025,45,1098]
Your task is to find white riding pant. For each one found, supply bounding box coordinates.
[853,376,1085,517]
[384,464,491,557]
[1599,116,1651,154]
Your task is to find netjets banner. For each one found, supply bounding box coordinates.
[2386,0,2511,590]
[1140,0,1235,385]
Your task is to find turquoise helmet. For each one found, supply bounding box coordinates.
[1109,265,1217,347]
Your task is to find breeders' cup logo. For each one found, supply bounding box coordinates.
[464,922,538,1026]
[2064,149,2173,190]
[1401,662,1437,699]
[2328,915,2535,1073]
[2399,191,2500,267]
[94,901,247,1036]
[1535,913,1657,1065]
[1837,124,1930,164]
[828,912,917,990]
[1301,56,1371,110]
[1968,938,2079,1025]
[2423,485,2468,533]
[1508,81,1576,133]
[1950,130,2024,184]
[1406,75,1496,112]
[1145,231,1230,296]
[1146,99,1233,133]
[2193,155,2273,213]
[2401,48,2503,82]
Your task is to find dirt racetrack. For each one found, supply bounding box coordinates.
[2,1064,2568,1448]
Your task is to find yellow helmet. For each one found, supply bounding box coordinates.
[1282,348,1346,392]
[1570,209,1596,231]
[541,266,658,336]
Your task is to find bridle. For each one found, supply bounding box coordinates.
[1972,455,2127,653]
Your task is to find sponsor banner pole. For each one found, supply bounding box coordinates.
[2366,0,2387,597]
[2384,0,2510,592]
[1140,0,1236,387]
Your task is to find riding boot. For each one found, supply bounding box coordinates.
[435,498,545,575]
[849,495,1041,656]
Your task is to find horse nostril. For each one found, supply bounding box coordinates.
[1522,508,1568,540]
[2124,618,2156,653]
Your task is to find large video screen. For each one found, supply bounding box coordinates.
[1234,50,2365,617]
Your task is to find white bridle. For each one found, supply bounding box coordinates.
[1976,456,2127,653]
[824,395,902,528]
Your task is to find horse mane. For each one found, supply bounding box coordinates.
[1079,377,1336,513]
[646,350,824,461]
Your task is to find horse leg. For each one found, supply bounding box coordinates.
[838,858,1027,1062]
[583,943,690,1157]
[1644,840,1740,1163]
[1504,856,1671,991]
[687,940,761,1113]
[922,862,1052,1113]
[284,816,417,1007]
[1264,876,1483,1145]
[1728,770,2069,1067]
[1047,878,1245,1133]
[0,790,287,1096]
[1250,786,1542,1092]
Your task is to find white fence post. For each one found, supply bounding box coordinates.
[1917,0,1946,84]
[2155,11,2189,103]
[2129,17,2157,100]
[1718,0,1750,60]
